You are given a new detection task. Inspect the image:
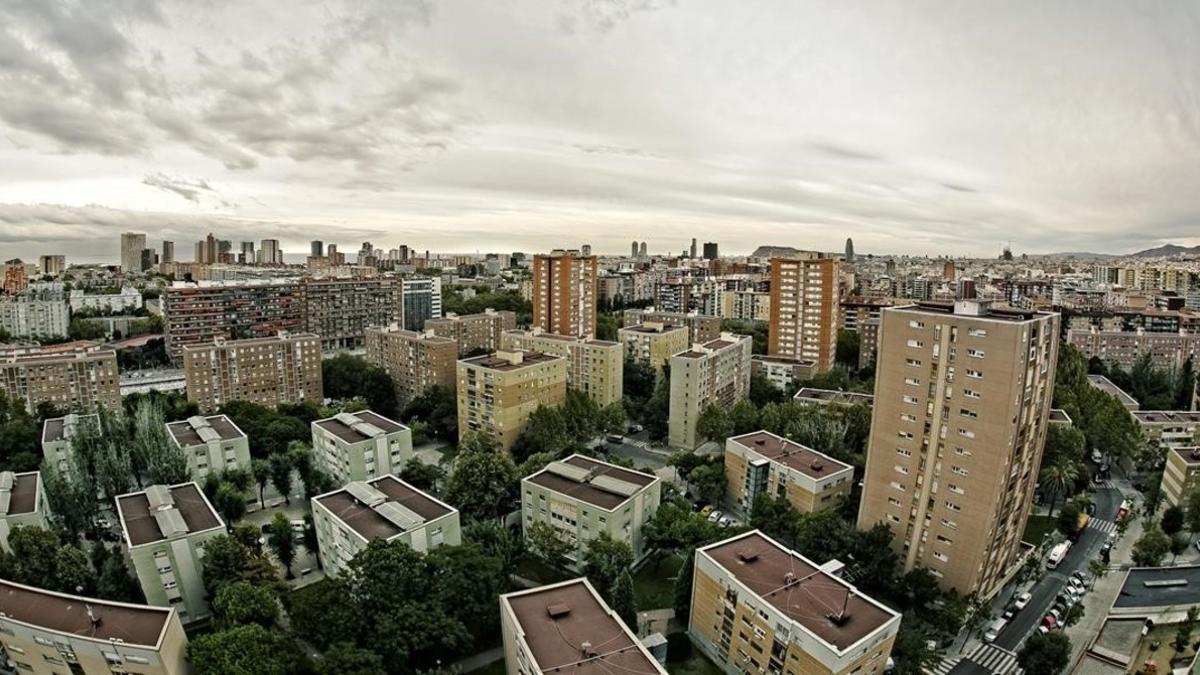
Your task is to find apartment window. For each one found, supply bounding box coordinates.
[906,339,923,348]
[890,481,905,491]
[967,348,985,358]
[888,497,902,507]
[905,377,920,386]
[954,447,972,457]
[942,518,958,529]
[896,448,912,457]
[945,501,961,512]
[964,389,981,399]
[966,369,983,379]
[909,320,925,329]
[902,395,918,405]
[900,413,917,422]
[886,514,901,524]
[959,428,975,439]
[906,358,922,367]
[936,535,953,544]
[968,328,988,338]
[947,484,965,495]
[932,551,949,562]
[952,465,968,476]
[960,408,977,419]
[898,431,913,439]
[894,465,909,475]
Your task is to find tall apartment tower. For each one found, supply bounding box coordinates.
[531,250,598,338]
[259,239,281,265]
[857,301,1059,597]
[182,333,323,413]
[631,240,639,258]
[639,241,647,257]
[669,333,753,449]
[120,232,146,273]
[702,242,718,260]
[768,255,840,373]
[690,238,698,258]
[311,240,324,257]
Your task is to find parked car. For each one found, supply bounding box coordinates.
[707,510,723,523]
[700,505,714,517]
[1002,608,1015,621]
[1037,625,1050,635]
[606,434,624,444]
[718,516,733,528]
[628,424,644,433]
[1013,592,1032,610]
[1042,615,1058,630]
[1071,571,1089,584]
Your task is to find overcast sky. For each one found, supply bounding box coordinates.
[2,0,1199,263]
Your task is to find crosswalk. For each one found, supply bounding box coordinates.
[927,644,1022,675]
[1088,517,1116,535]
[926,655,961,675]
[1094,479,1116,489]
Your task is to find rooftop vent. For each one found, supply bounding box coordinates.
[589,474,641,498]
[736,550,759,563]
[810,460,824,472]
[145,485,175,511]
[374,501,425,531]
[546,461,594,483]
[581,641,597,657]
[345,481,387,507]
[546,603,571,618]
[754,439,766,446]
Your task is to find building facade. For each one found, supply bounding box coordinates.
[668,334,753,449]
[426,309,518,356]
[120,232,147,273]
[0,298,70,338]
[0,342,121,413]
[457,350,567,450]
[724,431,853,515]
[1134,411,1200,450]
[857,301,1059,597]
[301,277,403,350]
[116,483,225,623]
[532,250,598,338]
[0,471,50,553]
[41,413,99,476]
[1163,447,1200,508]
[311,410,414,484]
[364,325,458,407]
[165,415,252,480]
[312,475,461,577]
[162,282,305,360]
[182,333,323,413]
[768,256,840,373]
[401,277,443,331]
[617,322,689,374]
[751,355,817,393]
[1068,327,1200,371]
[68,287,143,313]
[623,307,721,344]
[501,329,622,406]
[522,454,661,563]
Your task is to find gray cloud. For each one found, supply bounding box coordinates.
[141,172,216,203]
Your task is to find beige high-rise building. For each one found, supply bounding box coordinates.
[365,325,458,407]
[768,255,840,373]
[531,250,598,338]
[457,350,567,450]
[0,342,120,413]
[0,578,190,675]
[182,333,323,413]
[668,333,752,449]
[425,309,517,356]
[857,301,1059,597]
[1162,447,1200,508]
[622,307,721,344]
[501,329,622,406]
[617,322,689,374]
[689,530,900,675]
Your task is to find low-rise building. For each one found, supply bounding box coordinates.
[364,325,458,408]
[166,415,251,480]
[1086,374,1140,411]
[690,530,901,675]
[622,307,720,344]
[0,342,120,413]
[500,578,667,675]
[425,309,517,356]
[617,322,689,374]
[311,410,414,484]
[41,413,98,475]
[668,334,753,449]
[501,329,623,406]
[751,355,817,393]
[724,431,853,515]
[793,387,874,408]
[312,475,461,577]
[0,471,50,553]
[457,350,567,450]
[521,454,661,563]
[1163,447,1200,507]
[115,483,225,624]
[183,333,323,413]
[1133,411,1200,449]
[0,578,190,675]
[1049,408,1073,426]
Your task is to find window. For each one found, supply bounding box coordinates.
[966,369,983,379]
[907,339,924,348]
[967,348,985,358]
[898,431,913,439]
[959,428,975,439]
[894,465,909,475]
[952,466,968,476]
[945,501,961,511]
[968,328,987,338]
[960,408,977,419]
[964,389,981,399]
[947,484,965,495]
[905,377,921,386]
[903,395,918,405]
[900,413,917,422]
[906,358,922,367]
[897,448,912,457]
[909,320,925,329]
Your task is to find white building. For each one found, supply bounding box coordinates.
[0,299,70,339]
[69,287,143,313]
[311,410,414,484]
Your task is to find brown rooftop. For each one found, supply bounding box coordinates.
[702,531,897,651]
[315,475,453,540]
[1133,411,1200,424]
[166,415,245,446]
[1171,447,1200,465]
[620,324,686,334]
[730,432,851,478]
[0,579,171,647]
[41,413,99,444]
[315,410,408,443]
[504,579,664,675]
[460,350,562,371]
[752,354,818,366]
[895,301,1052,322]
[526,455,657,510]
[116,483,223,547]
[1,471,40,516]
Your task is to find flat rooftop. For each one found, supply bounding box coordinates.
[181,333,319,351]
[314,410,408,444]
[0,578,172,647]
[42,413,99,444]
[526,454,656,510]
[1086,375,1140,409]
[507,330,618,347]
[370,327,456,344]
[892,301,1053,323]
[1169,447,1200,466]
[1114,566,1200,608]
[167,415,245,446]
[0,471,39,516]
[1049,408,1072,424]
[315,475,453,540]
[729,432,851,479]
[504,579,664,675]
[459,350,562,372]
[0,342,115,364]
[702,531,897,651]
[1133,411,1200,425]
[619,324,687,335]
[795,388,875,407]
[752,354,817,367]
[116,483,223,547]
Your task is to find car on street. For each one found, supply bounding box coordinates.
[1071,571,1089,584]
[1042,615,1058,630]
[606,434,624,444]
[628,424,644,433]
[1002,608,1015,621]
[1037,625,1050,634]
[700,505,714,517]
[718,515,733,528]
[707,510,723,523]
[1013,592,1032,610]
[983,618,1006,643]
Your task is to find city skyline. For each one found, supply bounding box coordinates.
[3,1,1199,262]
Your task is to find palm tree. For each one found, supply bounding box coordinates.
[1040,460,1079,517]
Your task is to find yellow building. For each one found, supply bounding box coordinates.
[457,350,567,450]
[724,431,853,514]
[501,329,622,406]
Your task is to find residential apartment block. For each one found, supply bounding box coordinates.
[0,471,50,553]
[425,309,517,356]
[0,342,120,413]
[0,579,189,675]
[457,350,567,450]
[857,301,1059,597]
[724,431,853,515]
[622,307,721,344]
[0,298,70,338]
[617,322,689,374]
[521,454,661,563]
[162,282,305,359]
[116,483,225,623]
[500,578,667,675]
[768,255,840,373]
[364,325,458,407]
[668,334,753,449]
[311,411,414,484]
[182,333,323,413]
[166,415,251,480]
[401,277,442,331]
[1134,411,1200,450]
[301,277,403,350]
[1085,374,1140,411]
[312,475,461,577]
[1068,326,1200,371]
[532,250,598,338]
[1163,447,1200,507]
[502,329,622,406]
[751,355,817,393]
[690,530,900,675]
[41,413,98,475]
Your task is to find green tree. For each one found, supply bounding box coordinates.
[643,501,724,555]
[1056,501,1082,538]
[317,643,385,675]
[526,521,572,570]
[267,512,297,578]
[214,482,247,530]
[188,624,301,675]
[131,399,189,485]
[267,451,293,505]
[695,404,732,444]
[1163,504,1185,535]
[323,354,398,417]
[443,433,519,521]
[1132,525,1171,567]
[729,400,760,436]
[213,581,279,629]
[622,357,657,409]
[96,549,142,602]
[1038,460,1079,517]
[674,548,696,618]
[200,532,281,598]
[610,569,637,629]
[464,520,519,575]
[1,526,97,594]
[1017,631,1070,675]
[250,459,271,507]
[644,365,672,441]
[835,329,861,369]
[400,458,445,494]
[598,401,627,435]
[750,494,802,547]
[1186,487,1200,538]
[401,384,458,441]
[687,462,727,505]
[1176,606,1199,652]
[581,532,634,601]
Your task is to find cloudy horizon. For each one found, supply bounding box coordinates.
[2,0,1199,263]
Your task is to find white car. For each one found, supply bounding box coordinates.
[1091,449,1103,463]
[1013,592,1032,610]
[707,511,723,523]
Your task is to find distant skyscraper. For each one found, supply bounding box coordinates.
[702,242,718,260]
[259,240,281,265]
[845,237,855,262]
[120,232,146,273]
[38,255,65,276]
[631,241,638,258]
[581,244,592,257]
[194,233,219,264]
[943,260,956,281]
[311,241,324,258]
[885,258,897,276]
[690,238,697,258]
[639,242,647,257]
[240,241,255,264]
[161,241,175,264]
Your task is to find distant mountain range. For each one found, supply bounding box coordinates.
[1127,244,1200,258]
